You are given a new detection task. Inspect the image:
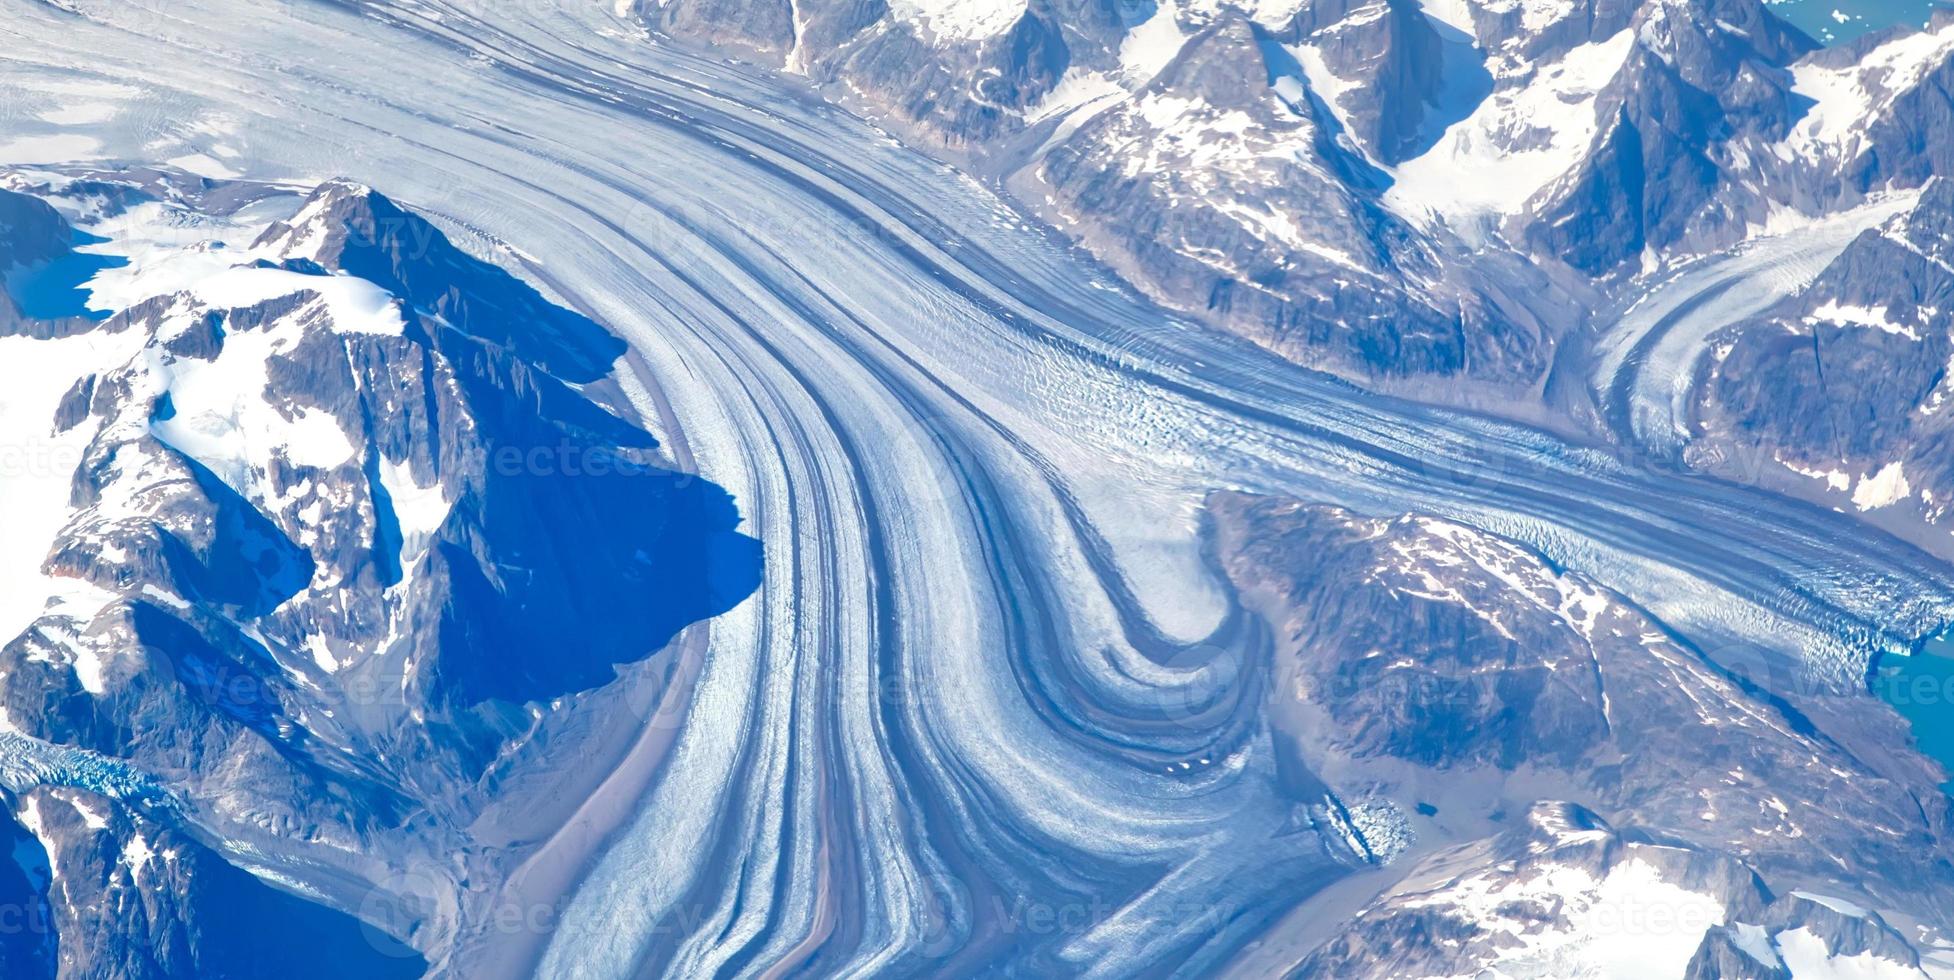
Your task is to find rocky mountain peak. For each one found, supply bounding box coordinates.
[0,186,75,272]
[0,171,764,976]
[254,180,624,383]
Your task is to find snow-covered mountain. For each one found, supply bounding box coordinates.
[1211,491,1954,976]
[5,0,1954,976]
[0,167,760,978]
[0,782,422,979]
[1694,178,1954,526]
[1303,802,1935,978]
[622,0,1954,538]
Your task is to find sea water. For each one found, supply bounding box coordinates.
[1876,634,1954,791]
[1769,0,1949,44]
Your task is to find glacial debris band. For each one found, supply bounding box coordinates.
[4,0,1954,977]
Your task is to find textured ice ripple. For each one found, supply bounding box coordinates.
[0,0,1951,976]
[0,731,178,816]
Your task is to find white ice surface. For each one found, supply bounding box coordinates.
[1777,927,1926,979]
[1853,462,1912,511]
[1787,21,1954,161]
[0,330,147,643]
[885,0,1026,42]
[1386,30,1634,222]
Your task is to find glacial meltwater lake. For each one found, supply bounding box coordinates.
[1877,635,1954,791]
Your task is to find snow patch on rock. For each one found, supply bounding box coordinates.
[1853,461,1912,511]
[887,0,1028,43]
[1786,21,1954,161]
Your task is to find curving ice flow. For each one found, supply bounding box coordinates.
[1592,194,1919,460]
[6,0,1954,976]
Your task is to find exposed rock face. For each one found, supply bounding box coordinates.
[1694,180,1954,524]
[0,788,55,978]
[0,186,95,332]
[0,171,762,977]
[626,0,1568,384]
[1301,800,1936,979]
[1297,802,1772,978]
[1467,0,1642,66]
[250,182,628,382]
[1684,925,1794,980]
[1261,0,1449,165]
[1035,14,1546,380]
[0,785,421,980]
[623,0,1954,402]
[1207,491,1954,974]
[1526,0,1816,272]
[1784,13,1954,208]
[631,0,1096,146]
[0,188,73,271]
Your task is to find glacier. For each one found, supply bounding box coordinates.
[2,0,1954,977]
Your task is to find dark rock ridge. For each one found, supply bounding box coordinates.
[1208,491,1954,974]
[1034,12,1552,380]
[629,0,1954,404]
[1273,0,1452,165]
[627,0,1571,384]
[0,187,72,272]
[1527,0,1817,272]
[0,171,762,977]
[1693,179,1954,525]
[0,185,123,329]
[1301,800,1935,978]
[628,0,1107,147]
[250,181,628,383]
[0,785,423,980]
